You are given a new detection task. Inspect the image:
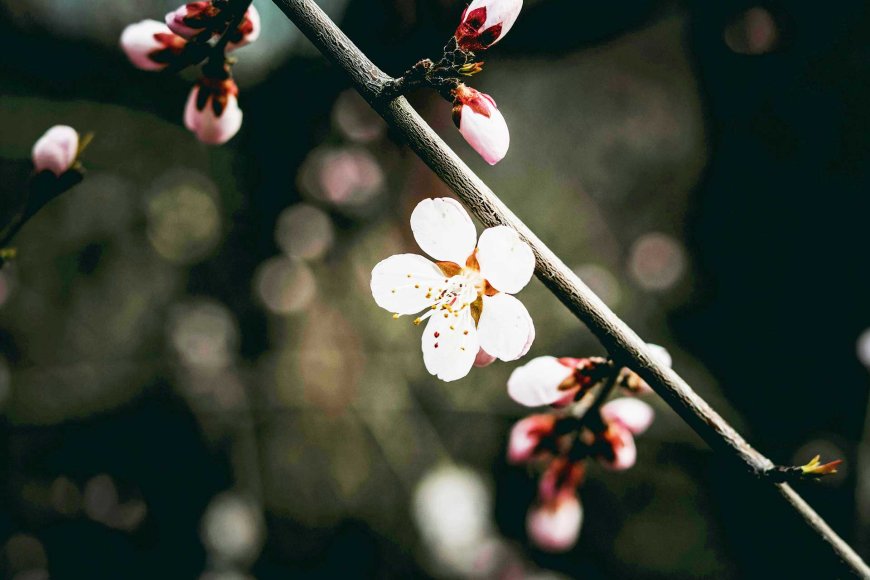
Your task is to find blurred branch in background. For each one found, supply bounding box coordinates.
[267,0,869,575]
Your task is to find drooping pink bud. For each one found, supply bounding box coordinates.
[526,495,583,552]
[226,5,261,51]
[32,126,79,176]
[600,398,654,435]
[507,414,555,464]
[120,20,187,71]
[507,356,576,407]
[537,456,584,503]
[166,3,260,50]
[452,84,509,165]
[598,423,637,471]
[165,2,217,38]
[455,0,523,52]
[184,76,243,145]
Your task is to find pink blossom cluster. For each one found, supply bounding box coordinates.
[120,2,261,145]
[505,347,669,552]
[448,0,522,165]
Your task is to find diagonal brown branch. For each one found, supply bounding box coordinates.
[268,0,869,575]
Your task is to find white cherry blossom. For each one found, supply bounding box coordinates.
[371,197,535,381]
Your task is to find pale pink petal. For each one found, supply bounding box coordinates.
[457,0,523,50]
[31,125,79,176]
[184,86,243,145]
[600,398,654,435]
[165,4,203,38]
[507,414,555,464]
[422,308,479,382]
[519,316,535,357]
[526,496,582,553]
[120,19,175,71]
[470,0,523,41]
[507,356,574,407]
[410,198,477,265]
[600,424,637,471]
[477,293,534,362]
[473,347,496,368]
[370,253,445,315]
[227,5,261,50]
[476,226,535,294]
[459,103,509,165]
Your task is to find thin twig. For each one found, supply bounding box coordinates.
[268,0,870,575]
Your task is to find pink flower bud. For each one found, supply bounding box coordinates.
[165,2,215,38]
[599,423,637,471]
[507,356,576,407]
[600,398,654,435]
[455,0,523,52]
[507,414,555,464]
[32,125,79,176]
[474,347,497,368]
[120,20,186,71]
[526,495,583,552]
[227,5,261,51]
[184,77,243,145]
[537,457,584,503]
[452,84,509,165]
[166,3,260,50]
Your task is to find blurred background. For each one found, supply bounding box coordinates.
[0,0,868,577]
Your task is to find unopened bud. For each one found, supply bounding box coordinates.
[526,495,582,552]
[32,125,80,176]
[507,414,556,464]
[120,20,186,71]
[184,76,243,145]
[452,84,509,165]
[455,0,523,52]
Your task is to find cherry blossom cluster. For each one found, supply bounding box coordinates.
[388,0,522,165]
[504,348,670,552]
[120,1,261,145]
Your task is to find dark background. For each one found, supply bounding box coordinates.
[0,0,868,577]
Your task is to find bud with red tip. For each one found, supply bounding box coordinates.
[507,356,608,407]
[184,75,243,145]
[526,495,583,552]
[455,0,523,52]
[452,84,509,165]
[597,398,654,471]
[226,5,261,50]
[120,20,186,71]
[32,126,80,176]
[165,2,219,38]
[507,414,556,464]
[166,3,261,50]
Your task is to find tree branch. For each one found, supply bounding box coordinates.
[268,0,870,575]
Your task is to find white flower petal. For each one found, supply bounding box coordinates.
[600,398,654,435]
[477,293,534,361]
[410,198,477,265]
[476,226,535,294]
[371,254,445,315]
[422,308,478,382]
[507,356,574,407]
